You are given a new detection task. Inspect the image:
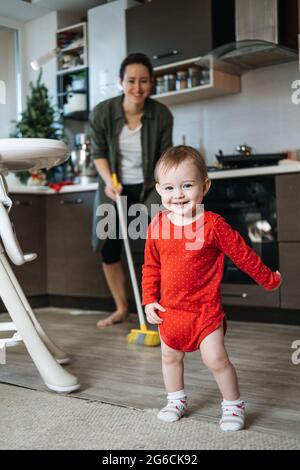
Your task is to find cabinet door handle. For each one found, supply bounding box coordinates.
[59,198,83,205]
[223,293,248,299]
[153,50,180,60]
[15,200,33,206]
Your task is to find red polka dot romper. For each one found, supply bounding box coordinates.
[142,210,281,352]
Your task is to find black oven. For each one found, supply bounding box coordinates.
[204,175,278,284]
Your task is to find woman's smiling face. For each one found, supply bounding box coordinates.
[156,159,211,218]
[121,63,153,105]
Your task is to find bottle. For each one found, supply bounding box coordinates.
[201,69,210,85]
[163,73,176,93]
[176,71,188,91]
[155,77,164,95]
[187,67,201,88]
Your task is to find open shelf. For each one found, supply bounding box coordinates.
[57,22,87,72]
[56,22,89,121]
[152,57,241,106]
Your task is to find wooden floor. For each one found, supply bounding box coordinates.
[1,308,300,437]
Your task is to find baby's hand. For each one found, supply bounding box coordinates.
[272,270,282,290]
[145,302,165,324]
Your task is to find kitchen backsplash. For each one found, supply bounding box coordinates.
[170,61,300,165]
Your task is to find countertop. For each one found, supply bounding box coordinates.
[7,160,300,194]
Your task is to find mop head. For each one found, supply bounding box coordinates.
[127,328,161,346]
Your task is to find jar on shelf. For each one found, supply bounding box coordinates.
[201,69,210,85]
[176,70,188,91]
[187,67,202,88]
[155,77,164,95]
[163,73,176,93]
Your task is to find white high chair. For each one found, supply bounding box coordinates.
[0,138,80,393]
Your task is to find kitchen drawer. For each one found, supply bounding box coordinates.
[276,173,300,241]
[279,242,300,309]
[221,283,280,308]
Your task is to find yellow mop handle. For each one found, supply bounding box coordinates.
[112,173,148,331]
[112,173,119,190]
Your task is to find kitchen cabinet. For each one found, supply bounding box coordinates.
[126,0,235,67]
[279,243,300,309]
[276,173,300,241]
[9,194,47,296]
[46,191,106,297]
[221,284,279,308]
[88,0,139,108]
[56,22,89,120]
[276,173,300,309]
[46,190,142,300]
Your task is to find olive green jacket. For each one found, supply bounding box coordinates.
[89,94,173,252]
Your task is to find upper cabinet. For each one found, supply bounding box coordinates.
[126,0,235,67]
[88,0,139,109]
[56,22,89,120]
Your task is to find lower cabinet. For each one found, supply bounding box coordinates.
[10,194,47,296]
[221,284,280,308]
[46,191,109,298]
[279,242,300,309]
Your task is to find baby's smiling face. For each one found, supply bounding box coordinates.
[156,159,211,218]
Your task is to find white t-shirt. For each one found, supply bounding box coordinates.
[118,124,144,185]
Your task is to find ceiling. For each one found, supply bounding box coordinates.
[1,0,145,24]
[0,0,110,23]
[30,0,107,15]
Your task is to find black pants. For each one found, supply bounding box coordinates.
[101,183,145,264]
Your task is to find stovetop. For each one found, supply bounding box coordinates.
[212,152,286,170]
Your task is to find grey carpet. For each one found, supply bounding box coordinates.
[0,383,299,450]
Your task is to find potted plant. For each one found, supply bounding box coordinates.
[11,70,66,184]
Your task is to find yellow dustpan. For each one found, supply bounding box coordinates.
[112,173,160,346]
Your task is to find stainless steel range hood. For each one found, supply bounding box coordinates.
[199,0,299,75]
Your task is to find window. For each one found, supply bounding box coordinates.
[0,25,20,138]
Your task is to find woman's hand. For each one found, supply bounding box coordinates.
[145,302,165,324]
[104,179,123,201]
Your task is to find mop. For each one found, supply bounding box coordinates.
[112,173,160,346]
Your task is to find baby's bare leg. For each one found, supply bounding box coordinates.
[161,338,185,392]
[158,339,187,422]
[200,326,245,431]
[200,325,239,401]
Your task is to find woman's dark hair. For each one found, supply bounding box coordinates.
[119,53,153,80]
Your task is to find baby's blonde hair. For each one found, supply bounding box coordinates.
[155,145,208,183]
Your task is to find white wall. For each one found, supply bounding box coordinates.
[21,10,83,110]
[0,25,17,137]
[170,61,300,164]
[21,11,58,106]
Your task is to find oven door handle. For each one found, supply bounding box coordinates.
[222,292,248,299]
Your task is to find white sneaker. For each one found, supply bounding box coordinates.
[157,399,187,423]
[219,401,245,431]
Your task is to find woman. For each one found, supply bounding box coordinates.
[89,53,173,327]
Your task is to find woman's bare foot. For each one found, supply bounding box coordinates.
[96,310,128,328]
